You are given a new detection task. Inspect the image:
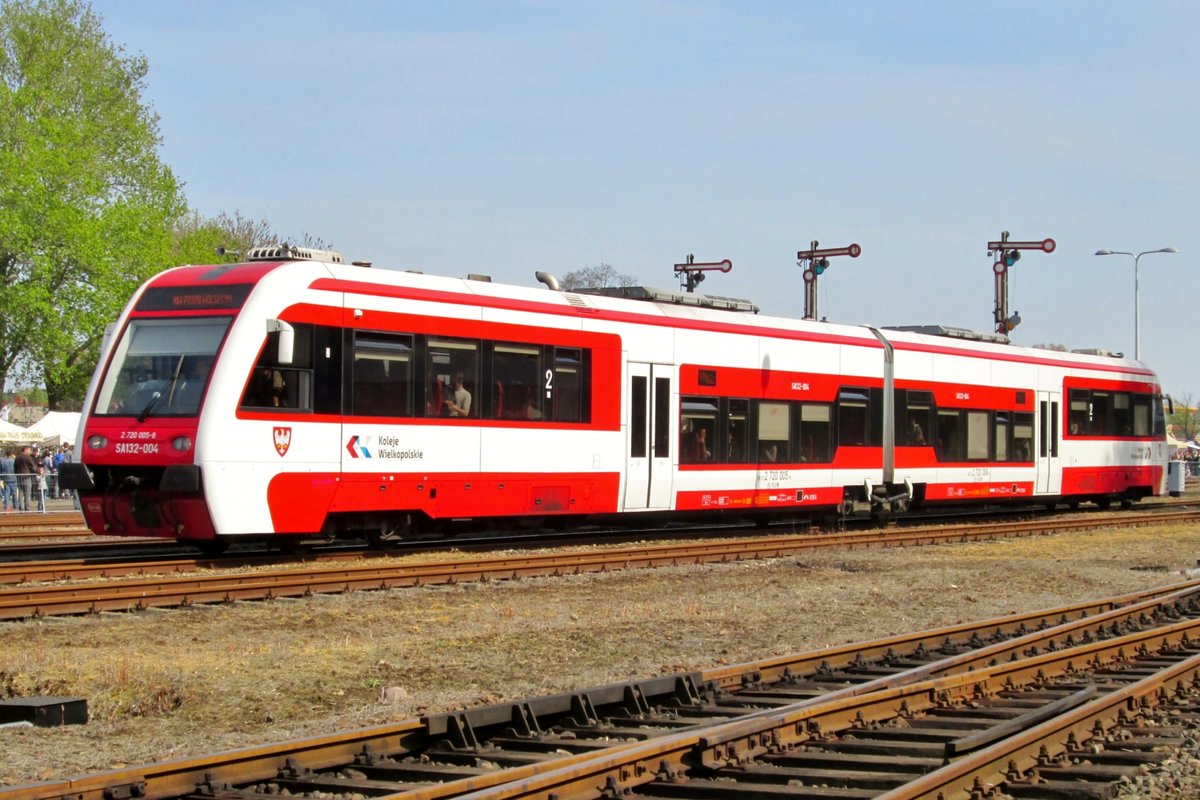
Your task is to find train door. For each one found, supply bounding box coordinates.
[1036,390,1061,494]
[624,363,673,510]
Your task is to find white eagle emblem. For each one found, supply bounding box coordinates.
[273,426,292,457]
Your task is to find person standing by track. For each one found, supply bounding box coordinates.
[14,445,39,512]
[0,449,17,511]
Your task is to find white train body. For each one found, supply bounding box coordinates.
[62,252,1169,543]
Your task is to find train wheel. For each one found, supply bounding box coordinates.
[1120,498,1135,509]
[870,505,890,525]
[1095,497,1112,510]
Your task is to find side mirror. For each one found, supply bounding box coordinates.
[266,319,295,365]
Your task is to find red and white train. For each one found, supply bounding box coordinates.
[62,246,1169,547]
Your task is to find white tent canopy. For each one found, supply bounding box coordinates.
[0,418,40,445]
[27,411,82,447]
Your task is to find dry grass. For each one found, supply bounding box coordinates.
[2,519,1200,786]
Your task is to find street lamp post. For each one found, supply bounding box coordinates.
[1094,247,1180,360]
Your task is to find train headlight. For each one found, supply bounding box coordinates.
[87,434,107,449]
[171,436,194,452]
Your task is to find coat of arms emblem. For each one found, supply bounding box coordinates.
[273,426,292,457]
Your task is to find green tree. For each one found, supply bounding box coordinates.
[1168,392,1198,445]
[0,0,184,409]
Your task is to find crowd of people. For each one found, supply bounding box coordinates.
[0,442,75,512]
[1171,446,1200,477]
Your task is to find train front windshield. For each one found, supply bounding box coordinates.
[95,318,231,417]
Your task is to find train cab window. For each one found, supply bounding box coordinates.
[798,403,832,463]
[681,397,717,463]
[426,338,478,417]
[1153,395,1166,437]
[757,401,790,463]
[352,333,412,417]
[836,387,869,447]
[241,325,314,411]
[726,399,749,463]
[552,347,587,423]
[98,317,232,417]
[493,343,543,420]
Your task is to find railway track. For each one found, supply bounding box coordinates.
[0,510,91,541]
[6,579,1199,800]
[2,509,1198,620]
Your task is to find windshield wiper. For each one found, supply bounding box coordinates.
[137,374,179,422]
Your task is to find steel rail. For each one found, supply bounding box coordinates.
[3,511,1198,620]
[4,581,1199,800]
[434,615,1200,800]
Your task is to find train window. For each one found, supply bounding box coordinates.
[899,390,932,446]
[99,317,231,416]
[836,387,869,447]
[1113,393,1133,436]
[352,333,412,417]
[799,403,832,463]
[240,325,315,412]
[1133,395,1152,437]
[681,397,717,463]
[936,410,963,461]
[725,398,749,463]
[1153,395,1166,437]
[757,401,790,463]
[966,410,990,460]
[1012,413,1034,461]
[1067,390,1089,436]
[426,338,478,417]
[493,343,542,420]
[1090,391,1111,435]
[553,348,587,423]
[994,412,1010,461]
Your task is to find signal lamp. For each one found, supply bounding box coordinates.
[1004,249,1021,267]
[814,257,830,275]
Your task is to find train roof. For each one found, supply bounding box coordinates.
[144,256,1154,381]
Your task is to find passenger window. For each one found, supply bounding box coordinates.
[681,397,717,463]
[1133,395,1151,437]
[1067,390,1089,436]
[426,338,478,417]
[837,387,869,447]
[966,410,990,459]
[798,403,832,463]
[995,412,1010,461]
[1113,393,1133,436]
[352,333,412,417]
[758,401,790,463]
[493,343,542,420]
[553,347,586,422]
[726,399,749,463]
[936,410,963,461]
[1012,413,1034,462]
[1090,391,1111,435]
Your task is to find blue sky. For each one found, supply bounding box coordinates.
[92,1,1199,397]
